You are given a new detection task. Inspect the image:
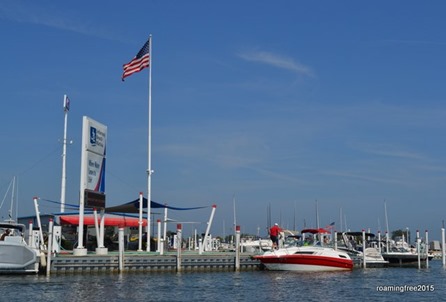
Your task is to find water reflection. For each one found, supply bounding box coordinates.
[0,261,444,301]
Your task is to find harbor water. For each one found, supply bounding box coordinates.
[1,260,445,302]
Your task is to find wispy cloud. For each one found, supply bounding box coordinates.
[319,170,407,185]
[246,166,313,186]
[0,2,125,42]
[381,39,446,46]
[238,50,315,77]
[351,143,425,161]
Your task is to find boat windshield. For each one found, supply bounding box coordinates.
[0,223,25,238]
[284,235,302,247]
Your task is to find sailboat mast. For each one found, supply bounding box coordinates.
[293,201,296,232]
[232,194,236,234]
[9,176,15,221]
[384,200,389,235]
[60,94,69,213]
[267,202,271,230]
[15,177,19,221]
[339,207,343,232]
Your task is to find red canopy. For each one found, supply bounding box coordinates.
[301,228,331,234]
[58,215,147,227]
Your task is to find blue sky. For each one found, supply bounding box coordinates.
[1,1,446,241]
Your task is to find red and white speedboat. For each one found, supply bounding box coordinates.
[253,228,353,272]
[253,245,353,272]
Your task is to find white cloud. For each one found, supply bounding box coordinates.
[352,143,425,161]
[0,2,125,42]
[238,50,314,77]
[381,39,446,46]
[319,170,407,185]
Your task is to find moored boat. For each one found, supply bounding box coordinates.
[337,232,388,268]
[381,240,433,267]
[253,245,353,272]
[241,237,272,253]
[253,228,353,272]
[0,222,41,274]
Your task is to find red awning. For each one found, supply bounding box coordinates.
[59,215,147,227]
[301,228,330,234]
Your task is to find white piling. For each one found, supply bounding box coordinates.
[118,227,124,272]
[163,207,168,243]
[138,192,144,252]
[28,220,33,246]
[46,219,54,276]
[157,219,162,253]
[33,197,45,250]
[416,230,421,269]
[441,228,445,268]
[362,229,366,269]
[201,204,217,253]
[93,209,100,247]
[235,225,241,271]
[99,209,106,252]
[194,228,197,250]
[198,238,203,255]
[378,231,381,254]
[334,231,337,250]
[177,224,182,272]
[425,230,429,268]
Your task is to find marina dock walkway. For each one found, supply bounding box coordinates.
[49,251,261,273]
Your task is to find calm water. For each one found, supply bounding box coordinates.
[1,260,445,302]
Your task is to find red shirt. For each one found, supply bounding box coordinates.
[269,225,281,236]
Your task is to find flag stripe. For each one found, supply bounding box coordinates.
[122,55,149,77]
[122,38,150,81]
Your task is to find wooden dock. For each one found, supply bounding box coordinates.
[48,251,261,274]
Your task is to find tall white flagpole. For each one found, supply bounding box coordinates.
[146,34,153,251]
[60,94,69,213]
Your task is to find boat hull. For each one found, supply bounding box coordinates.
[339,248,388,268]
[254,254,353,272]
[0,239,40,274]
[382,252,433,267]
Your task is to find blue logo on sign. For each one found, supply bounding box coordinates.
[90,127,97,146]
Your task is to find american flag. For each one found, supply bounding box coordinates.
[122,38,150,81]
[325,222,335,230]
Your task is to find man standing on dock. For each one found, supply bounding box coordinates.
[269,223,282,249]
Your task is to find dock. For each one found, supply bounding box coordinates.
[48,251,261,274]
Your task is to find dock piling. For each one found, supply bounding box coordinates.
[46,218,54,276]
[118,227,124,272]
[235,225,240,271]
[442,228,445,268]
[177,224,182,272]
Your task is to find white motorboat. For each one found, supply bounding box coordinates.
[381,238,433,267]
[241,237,272,253]
[337,232,388,267]
[0,222,41,274]
[253,245,353,272]
[254,228,353,272]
